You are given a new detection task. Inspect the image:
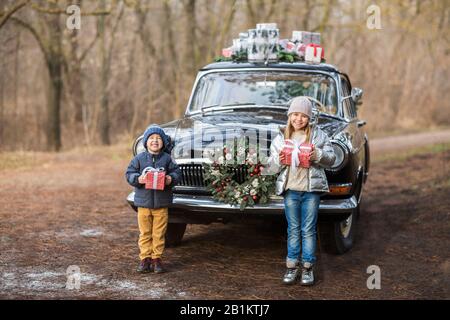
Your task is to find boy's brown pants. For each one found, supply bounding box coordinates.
[137,207,168,260]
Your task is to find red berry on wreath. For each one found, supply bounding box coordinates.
[252,195,258,200]
[243,196,248,201]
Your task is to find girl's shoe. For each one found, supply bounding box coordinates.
[282,267,300,285]
[137,258,153,273]
[300,263,315,286]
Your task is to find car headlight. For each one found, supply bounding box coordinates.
[328,141,348,171]
[132,135,145,156]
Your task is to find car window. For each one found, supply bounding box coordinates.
[190,71,339,116]
[341,77,356,119]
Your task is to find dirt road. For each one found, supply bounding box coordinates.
[0,132,449,299]
[370,129,450,153]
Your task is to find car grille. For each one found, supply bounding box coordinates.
[179,164,249,187]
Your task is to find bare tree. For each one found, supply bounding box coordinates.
[98,0,124,145]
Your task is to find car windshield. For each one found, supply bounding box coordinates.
[190,71,339,116]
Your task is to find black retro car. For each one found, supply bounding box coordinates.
[127,61,369,254]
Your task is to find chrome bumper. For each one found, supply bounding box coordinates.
[126,191,358,216]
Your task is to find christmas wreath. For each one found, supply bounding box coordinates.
[203,137,277,211]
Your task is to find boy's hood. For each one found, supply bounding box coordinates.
[142,125,173,153]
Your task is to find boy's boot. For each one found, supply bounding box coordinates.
[137,258,153,273]
[152,258,165,273]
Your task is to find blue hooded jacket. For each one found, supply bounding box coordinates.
[125,125,182,209]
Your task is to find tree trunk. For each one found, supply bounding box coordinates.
[0,58,4,145]
[46,58,63,151]
[99,1,110,145]
[184,0,198,76]
[45,15,64,152]
[13,31,20,146]
[69,29,84,123]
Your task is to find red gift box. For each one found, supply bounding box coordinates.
[280,139,300,166]
[299,143,314,168]
[222,47,233,58]
[143,167,166,190]
[305,43,324,64]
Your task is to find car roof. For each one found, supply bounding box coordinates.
[200,61,340,73]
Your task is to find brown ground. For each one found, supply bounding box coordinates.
[0,138,449,299]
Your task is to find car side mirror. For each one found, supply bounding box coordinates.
[351,87,363,105]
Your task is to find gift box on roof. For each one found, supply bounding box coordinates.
[305,43,324,64]
[292,31,312,44]
[222,47,233,58]
[143,167,166,190]
[311,32,321,45]
[299,143,314,168]
[295,43,307,58]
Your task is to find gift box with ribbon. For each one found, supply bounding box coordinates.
[143,167,166,190]
[299,143,315,168]
[292,31,312,45]
[280,139,300,167]
[305,43,324,64]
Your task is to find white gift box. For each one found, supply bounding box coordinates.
[292,31,312,44]
[248,26,279,62]
[311,32,321,45]
[247,29,259,61]
[305,44,323,64]
[257,23,278,30]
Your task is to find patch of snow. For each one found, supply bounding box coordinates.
[26,271,64,279]
[0,266,190,299]
[80,229,103,237]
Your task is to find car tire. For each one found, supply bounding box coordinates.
[165,223,187,247]
[320,211,357,255]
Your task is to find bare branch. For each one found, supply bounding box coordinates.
[8,16,49,62]
[29,0,113,16]
[0,0,30,29]
[79,28,100,62]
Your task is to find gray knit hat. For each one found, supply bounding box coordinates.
[287,96,312,118]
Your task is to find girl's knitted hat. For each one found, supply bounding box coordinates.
[287,96,312,118]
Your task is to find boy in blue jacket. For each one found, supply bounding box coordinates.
[125,125,182,273]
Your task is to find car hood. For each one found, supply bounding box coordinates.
[161,111,348,160]
[169,112,347,137]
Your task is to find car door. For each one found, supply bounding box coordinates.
[340,75,365,181]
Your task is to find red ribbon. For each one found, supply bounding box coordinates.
[307,44,324,59]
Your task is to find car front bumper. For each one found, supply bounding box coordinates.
[126,191,357,223]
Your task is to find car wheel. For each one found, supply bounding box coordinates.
[165,223,187,247]
[320,211,357,254]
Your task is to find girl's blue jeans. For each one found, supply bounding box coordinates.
[283,189,321,266]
